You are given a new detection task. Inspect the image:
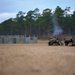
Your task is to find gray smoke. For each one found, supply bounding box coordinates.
[52,14,63,36]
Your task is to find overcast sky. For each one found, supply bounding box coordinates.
[0,0,75,23]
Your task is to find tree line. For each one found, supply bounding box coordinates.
[0,6,75,39]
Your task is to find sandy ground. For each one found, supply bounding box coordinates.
[0,42,75,75]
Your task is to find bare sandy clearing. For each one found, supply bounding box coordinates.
[0,43,75,75]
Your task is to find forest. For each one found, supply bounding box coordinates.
[0,6,75,39]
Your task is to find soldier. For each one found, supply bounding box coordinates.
[64,38,73,46]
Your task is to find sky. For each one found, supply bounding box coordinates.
[0,0,75,23]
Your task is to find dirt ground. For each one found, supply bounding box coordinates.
[0,42,75,75]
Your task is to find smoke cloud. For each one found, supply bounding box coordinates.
[52,14,63,36]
